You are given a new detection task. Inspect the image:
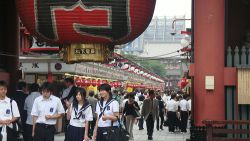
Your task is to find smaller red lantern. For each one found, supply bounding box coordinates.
[97,79,101,87]
[127,83,132,88]
[75,77,81,86]
[117,81,122,87]
[113,81,118,87]
[85,79,91,87]
[81,78,85,87]
[102,80,108,84]
[92,79,97,87]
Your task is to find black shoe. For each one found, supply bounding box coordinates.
[139,128,144,130]
[148,136,153,140]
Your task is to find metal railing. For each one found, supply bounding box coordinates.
[203,120,250,141]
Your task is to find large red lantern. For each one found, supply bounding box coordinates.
[17,0,156,63]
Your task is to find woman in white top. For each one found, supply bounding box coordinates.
[93,84,119,141]
[66,88,93,141]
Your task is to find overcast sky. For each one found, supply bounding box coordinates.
[154,0,191,17]
[153,0,191,27]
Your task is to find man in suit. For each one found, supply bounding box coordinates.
[141,90,159,140]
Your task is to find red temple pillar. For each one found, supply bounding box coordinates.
[193,0,225,125]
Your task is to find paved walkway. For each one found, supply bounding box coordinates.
[55,126,190,141]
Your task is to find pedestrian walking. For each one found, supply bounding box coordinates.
[156,95,165,131]
[141,90,159,140]
[66,88,93,141]
[31,82,65,141]
[93,84,119,141]
[87,91,97,139]
[138,94,145,130]
[166,94,178,133]
[0,80,20,141]
[122,92,140,140]
[24,83,41,141]
[12,81,28,139]
[61,77,77,141]
[179,94,189,133]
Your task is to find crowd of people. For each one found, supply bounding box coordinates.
[0,78,191,141]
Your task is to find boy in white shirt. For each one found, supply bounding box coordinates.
[0,80,20,141]
[31,82,65,141]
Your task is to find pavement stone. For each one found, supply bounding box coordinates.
[55,126,190,141]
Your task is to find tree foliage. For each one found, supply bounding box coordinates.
[139,60,166,77]
[123,54,166,77]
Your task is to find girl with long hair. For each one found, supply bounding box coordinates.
[66,88,93,141]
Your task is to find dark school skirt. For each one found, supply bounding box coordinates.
[66,125,85,141]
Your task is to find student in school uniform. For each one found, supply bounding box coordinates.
[31,82,65,141]
[179,94,189,133]
[166,94,178,133]
[66,87,93,141]
[0,80,20,141]
[93,84,119,141]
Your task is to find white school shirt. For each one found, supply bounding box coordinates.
[188,99,192,111]
[0,97,20,128]
[166,99,178,112]
[179,99,189,111]
[31,95,65,125]
[69,104,93,127]
[24,92,41,125]
[96,100,119,127]
[62,85,74,103]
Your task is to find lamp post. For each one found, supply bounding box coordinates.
[171,18,191,36]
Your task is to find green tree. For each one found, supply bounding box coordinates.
[123,54,166,77]
[139,60,166,77]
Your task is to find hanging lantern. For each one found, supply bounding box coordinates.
[127,83,132,88]
[121,64,129,70]
[180,77,188,89]
[113,81,118,87]
[81,78,86,87]
[117,81,122,87]
[92,79,97,87]
[17,0,156,63]
[134,68,139,73]
[85,79,91,86]
[75,77,81,86]
[130,66,135,71]
[139,71,144,75]
[102,80,108,84]
[109,82,115,87]
[97,79,101,87]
